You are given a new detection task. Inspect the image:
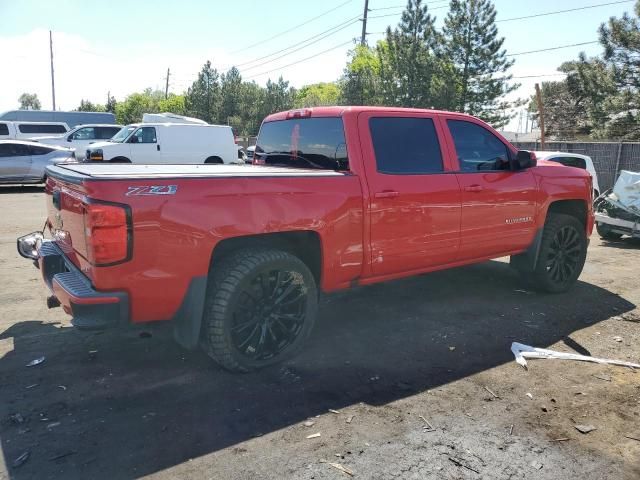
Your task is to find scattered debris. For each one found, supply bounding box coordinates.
[10,413,25,425]
[327,462,354,477]
[613,336,623,343]
[526,393,533,399]
[303,420,315,428]
[592,373,612,382]
[509,424,514,435]
[26,356,45,367]
[369,375,380,382]
[511,342,640,370]
[530,461,544,470]
[47,422,61,429]
[12,451,30,468]
[25,384,38,389]
[514,289,533,294]
[448,456,479,474]
[574,424,597,434]
[541,406,548,413]
[58,385,67,391]
[48,451,76,461]
[346,415,355,424]
[484,386,499,399]
[624,435,640,442]
[329,409,341,414]
[418,415,435,432]
[306,432,321,439]
[552,437,570,442]
[448,346,456,351]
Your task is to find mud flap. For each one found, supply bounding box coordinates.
[510,228,543,272]
[172,276,208,350]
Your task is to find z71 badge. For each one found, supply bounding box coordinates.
[126,185,178,196]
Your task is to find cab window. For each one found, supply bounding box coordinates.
[130,127,157,144]
[447,120,510,172]
[72,127,96,140]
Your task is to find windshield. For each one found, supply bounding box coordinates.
[255,117,348,170]
[110,126,136,143]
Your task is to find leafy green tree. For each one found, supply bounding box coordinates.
[185,61,221,123]
[18,93,41,110]
[443,0,519,126]
[340,44,384,105]
[114,89,164,124]
[294,82,341,107]
[76,99,105,112]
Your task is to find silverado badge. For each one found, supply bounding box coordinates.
[126,185,178,196]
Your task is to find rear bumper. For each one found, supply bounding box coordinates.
[17,234,129,329]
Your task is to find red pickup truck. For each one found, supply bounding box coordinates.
[18,107,594,372]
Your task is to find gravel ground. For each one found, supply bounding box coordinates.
[0,185,639,480]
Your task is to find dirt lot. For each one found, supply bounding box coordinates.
[0,185,639,480]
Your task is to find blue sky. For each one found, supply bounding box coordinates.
[0,0,635,129]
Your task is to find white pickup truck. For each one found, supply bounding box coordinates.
[31,124,122,158]
[85,122,238,164]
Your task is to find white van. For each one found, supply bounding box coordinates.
[85,123,238,164]
[31,124,122,158]
[0,121,70,140]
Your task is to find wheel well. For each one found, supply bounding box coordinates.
[547,199,587,227]
[210,231,322,285]
[205,156,223,164]
[109,157,131,163]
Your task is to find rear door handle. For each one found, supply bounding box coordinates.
[374,190,400,199]
[464,185,483,192]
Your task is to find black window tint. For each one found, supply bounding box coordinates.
[255,118,348,170]
[72,127,95,140]
[29,146,53,155]
[0,144,27,157]
[549,156,586,169]
[447,120,510,172]
[18,124,67,134]
[0,124,9,135]
[369,117,443,174]
[97,127,120,139]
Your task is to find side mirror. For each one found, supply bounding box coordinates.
[514,150,537,170]
[67,135,73,142]
[129,136,139,144]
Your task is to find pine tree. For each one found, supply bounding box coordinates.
[443,0,518,126]
[380,0,442,107]
[185,61,221,123]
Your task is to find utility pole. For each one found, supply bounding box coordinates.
[49,30,56,111]
[535,83,546,150]
[165,68,170,99]
[360,0,369,45]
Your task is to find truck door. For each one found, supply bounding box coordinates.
[128,126,159,163]
[358,112,461,277]
[441,116,538,260]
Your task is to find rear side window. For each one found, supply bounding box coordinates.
[0,123,9,136]
[29,146,53,155]
[255,118,348,170]
[369,117,443,174]
[0,144,28,157]
[549,156,587,169]
[447,120,510,172]
[18,124,67,134]
[97,127,120,139]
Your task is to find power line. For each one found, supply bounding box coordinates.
[368,5,448,19]
[496,0,634,23]
[511,73,567,79]
[245,39,355,80]
[237,14,361,68]
[370,0,449,10]
[231,0,354,54]
[507,41,599,56]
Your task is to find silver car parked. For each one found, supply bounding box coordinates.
[0,140,74,184]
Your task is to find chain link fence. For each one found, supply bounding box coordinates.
[513,141,640,192]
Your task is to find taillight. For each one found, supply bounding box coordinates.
[83,201,131,266]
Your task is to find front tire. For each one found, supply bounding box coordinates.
[527,213,587,293]
[201,248,318,372]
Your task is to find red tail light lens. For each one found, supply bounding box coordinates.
[83,202,131,266]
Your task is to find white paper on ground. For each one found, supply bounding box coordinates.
[511,342,640,370]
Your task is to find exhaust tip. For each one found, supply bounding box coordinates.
[46,296,61,309]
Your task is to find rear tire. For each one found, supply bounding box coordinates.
[526,213,587,293]
[201,248,318,372]
[205,156,223,164]
[109,157,131,163]
[596,222,623,240]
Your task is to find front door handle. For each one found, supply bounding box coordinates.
[157,144,161,151]
[374,190,400,199]
[464,185,483,192]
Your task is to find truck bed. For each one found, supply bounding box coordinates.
[47,163,348,181]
